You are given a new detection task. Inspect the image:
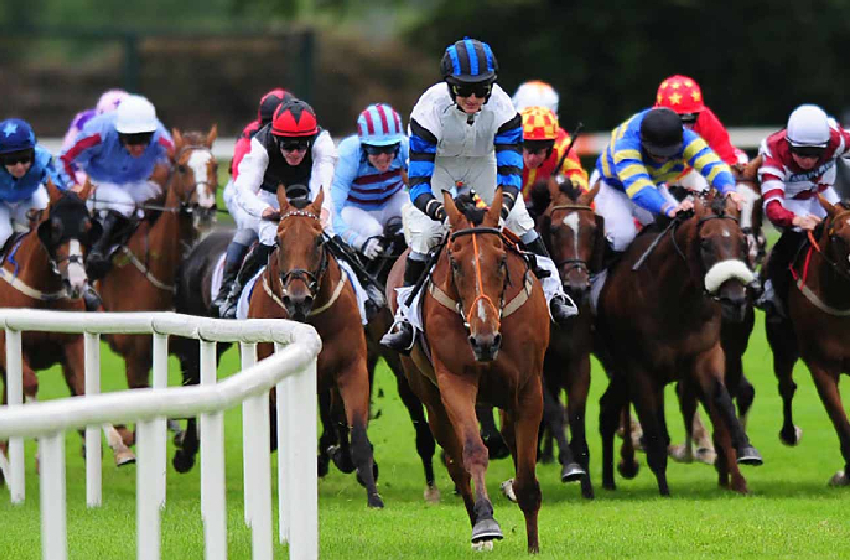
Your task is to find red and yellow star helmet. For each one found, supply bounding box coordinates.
[520,106,559,141]
[655,75,705,114]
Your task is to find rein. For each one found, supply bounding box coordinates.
[791,213,850,315]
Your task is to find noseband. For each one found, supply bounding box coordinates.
[447,226,508,332]
[278,209,328,298]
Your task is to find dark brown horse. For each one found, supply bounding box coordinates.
[766,196,850,485]
[0,180,134,479]
[388,188,549,552]
[596,193,762,496]
[249,187,382,507]
[97,127,217,446]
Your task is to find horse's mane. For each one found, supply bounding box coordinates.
[455,193,487,225]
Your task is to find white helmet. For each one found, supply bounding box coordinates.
[513,80,559,115]
[115,95,158,134]
[786,104,830,148]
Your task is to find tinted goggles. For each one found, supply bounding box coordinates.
[363,143,400,156]
[451,81,492,99]
[278,138,311,152]
[789,145,825,158]
[679,112,699,125]
[1,150,34,166]
[524,140,555,156]
[119,132,154,146]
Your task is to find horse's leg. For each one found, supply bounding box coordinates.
[510,379,544,553]
[336,361,383,508]
[540,376,577,480]
[629,370,669,496]
[566,353,593,498]
[766,317,802,445]
[670,381,698,463]
[806,361,850,486]
[316,387,336,478]
[477,404,509,460]
[599,376,629,490]
[173,349,200,474]
[0,366,8,486]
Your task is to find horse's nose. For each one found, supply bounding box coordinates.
[283,293,314,321]
[468,332,502,363]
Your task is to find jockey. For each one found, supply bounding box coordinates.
[519,106,588,214]
[512,80,560,116]
[592,107,740,257]
[213,88,292,315]
[332,103,409,261]
[1,118,69,248]
[217,98,337,319]
[754,104,850,316]
[60,94,174,281]
[61,89,129,184]
[380,38,579,353]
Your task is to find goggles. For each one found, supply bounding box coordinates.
[679,112,699,125]
[119,132,154,147]
[278,138,311,153]
[524,140,555,156]
[789,144,825,159]
[1,150,34,166]
[451,81,492,99]
[363,143,400,156]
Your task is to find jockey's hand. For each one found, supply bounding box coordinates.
[666,198,694,218]
[362,238,384,259]
[320,207,330,229]
[261,206,279,221]
[725,190,744,211]
[792,214,821,231]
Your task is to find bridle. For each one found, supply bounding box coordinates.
[446,226,508,332]
[277,209,329,299]
[549,203,594,275]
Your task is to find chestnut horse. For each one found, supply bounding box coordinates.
[766,196,850,486]
[0,180,133,482]
[97,127,217,446]
[249,187,382,508]
[389,188,549,552]
[595,193,762,496]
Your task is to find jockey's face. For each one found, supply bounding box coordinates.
[367,153,394,173]
[278,137,309,166]
[791,153,820,170]
[119,131,153,158]
[455,92,486,114]
[4,160,32,179]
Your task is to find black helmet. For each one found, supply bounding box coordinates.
[440,38,498,85]
[640,108,684,157]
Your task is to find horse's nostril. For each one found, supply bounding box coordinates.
[468,335,479,348]
[493,333,502,348]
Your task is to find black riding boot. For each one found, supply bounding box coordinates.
[755,230,805,319]
[523,235,578,324]
[87,211,129,280]
[213,240,250,317]
[379,256,427,354]
[219,243,274,319]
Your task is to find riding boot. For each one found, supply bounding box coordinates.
[213,240,250,316]
[87,211,129,280]
[522,236,551,279]
[379,256,427,353]
[523,235,578,324]
[219,243,274,320]
[82,283,103,311]
[754,230,805,320]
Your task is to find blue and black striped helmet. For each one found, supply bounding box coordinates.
[440,38,498,84]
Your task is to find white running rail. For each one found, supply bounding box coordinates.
[0,309,322,560]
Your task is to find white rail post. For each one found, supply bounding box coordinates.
[241,342,257,528]
[288,357,318,560]
[40,431,67,560]
[137,420,160,560]
[5,327,25,504]
[200,339,227,560]
[83,331,101,507]
[152,332,168,509]
[244,341,272,560]
[275,342,290,545]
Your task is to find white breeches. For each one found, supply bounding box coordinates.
[339,189,408,247]
[0,185,49,247]
[88,180,162,218]
[223,178,256,231]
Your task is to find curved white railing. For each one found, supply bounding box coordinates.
[0,310,322,560]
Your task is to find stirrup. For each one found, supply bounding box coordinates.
[550,294,579,324]
[379,320,415,353]
[82,284,103,312]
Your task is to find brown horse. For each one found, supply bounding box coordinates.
[595,193,761,496]
[249,186,382,508]
[97,127,217,446]
[766,196,850,485]
[0,180,134,481]
[388,188,549,552]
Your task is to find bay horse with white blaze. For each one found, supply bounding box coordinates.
[389,188,549,552]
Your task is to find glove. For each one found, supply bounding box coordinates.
[361,238,384,259]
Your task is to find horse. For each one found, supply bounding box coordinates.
[96,126,218,447]
[388,188,550,552]
[595,192,762,496]
[765,196,850,486]
[0,179,134,482]
[247,186,382,508]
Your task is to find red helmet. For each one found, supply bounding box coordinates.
[271,100,318,138]
[258,88,292,125]
[655,75,705,114]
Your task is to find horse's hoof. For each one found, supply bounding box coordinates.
[356,461,379,487]
[736,445,763,466]
[538,451,555,465]
[499,479,517,503]
[618,460,639,480]
[561,462,586,482]
[166,419,182,434]
[779,425,803,446]
[483,435,510,460]
[471,539,494,551]
[317,455,329,478]
[667,444,694,464]
[367,492,384,508]
[116,451,136,467]
[580,478,595,500]
[471,517,503,543]
[172,451,195,474]
[696,447,716,466]
[424,485,441,503]
[328,445,355,474]
[602,479,616,491]
[828,470,850,487]
[173,431,186,447]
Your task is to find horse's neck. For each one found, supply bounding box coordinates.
[5,233,60,290]
[649,227,709,313]
[132,180,188,281]
[812,238,850,309]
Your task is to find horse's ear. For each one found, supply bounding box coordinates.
[819,194,838,218]
[276,184,290,214]
[171,128,184,156]
[78,177,94,201]
[578,179,601,206]
[206,124,218,148]
[547,175,561,202]
[485,186,504,227]
[45,177,62,208]
[311,188,325,215]
[443,190,462,229]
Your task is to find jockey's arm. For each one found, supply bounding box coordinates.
[556,133,589,190]
[408,118,444,221]
[60,124,105,186]
[493,113,524,218]
[329,137,361,246]
[684,129,739,204]
[696,108,739,168]
[309,131,338,230]
[233,137,272,218]
[613,143,677,217]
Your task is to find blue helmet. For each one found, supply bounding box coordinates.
[357,104,404,147]
[440,38,498,84]
[0,118,36,154]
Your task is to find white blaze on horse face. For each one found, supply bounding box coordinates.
[477,299,488,323]
[187,150,216,208]
[67,239,87,291]
[562,212,580,257]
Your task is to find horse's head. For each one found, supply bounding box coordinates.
[274,184,327,321]
[443,187,507,363]
[171,126,219,228]
[685,191,754,321]
[818,196,850,276]
[542,179,604,304]
[36,179,101,298]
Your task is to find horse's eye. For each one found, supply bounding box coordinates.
[178,164,188,174]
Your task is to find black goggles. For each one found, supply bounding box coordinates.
[363,143,399,156]
[1,150,34,166]
[679,112,699,125]
[524,140,555,156]
[278,138,311,152]
[451,81,492,99]
[789,144,825,158]
[119,132,154,147]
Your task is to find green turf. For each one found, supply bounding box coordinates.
[2,312,850,559]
